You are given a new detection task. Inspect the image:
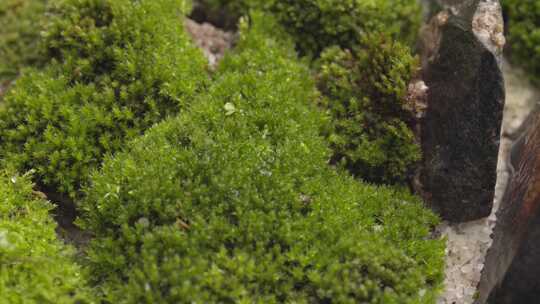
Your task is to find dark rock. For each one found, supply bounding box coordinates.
[477,105,540,304]
[416,0,505,222]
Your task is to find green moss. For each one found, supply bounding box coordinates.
[0,0,208,198]
[201,0,422,183]
[202,0,421,55]
[0,0,47,84]
[79,13,444,303]
[502,0,540,83]
[316,36,421,184]
[0,169,93,304]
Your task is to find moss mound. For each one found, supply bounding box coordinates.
[202,0,421,55]
[199,0,422,183]
[0,0,208,198]
[79,13,444,303]
[0,1,444,302]
[316,37,421,184]
[0,169,93,303]
[0,0,47,84]
[503,0,540,82]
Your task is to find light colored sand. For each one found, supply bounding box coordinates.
[436,60,539,304]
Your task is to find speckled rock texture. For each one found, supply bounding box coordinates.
[418,0,505,222]
[185,18,235,68]
[478,104,540,304]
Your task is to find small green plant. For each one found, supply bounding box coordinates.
[316,36,421,184]
[0,0,208,198]
[0,169,93,304]
[502,0,540,82]
[0,0,47,85]
[79,13,444,303]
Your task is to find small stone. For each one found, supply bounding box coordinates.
[184,18,235,69]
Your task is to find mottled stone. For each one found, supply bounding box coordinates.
[417,0,505,222]
[184,18,235,68]
[477,105,540,304]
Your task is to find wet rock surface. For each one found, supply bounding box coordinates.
[418,0,505,222]
[478,105,540,304]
